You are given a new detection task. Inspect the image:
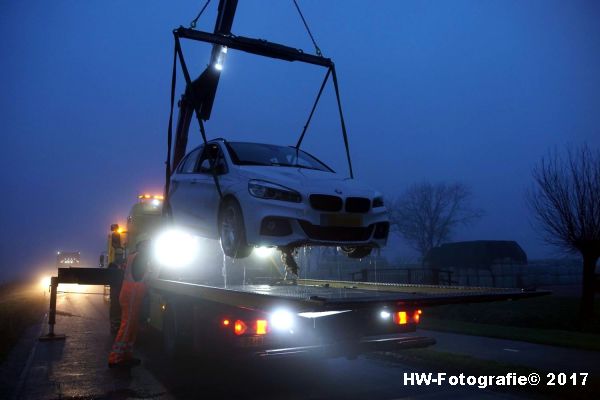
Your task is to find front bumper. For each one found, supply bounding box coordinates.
[238,193,389,248]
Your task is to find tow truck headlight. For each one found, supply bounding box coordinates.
[270,309,294,331]
[153,229,200,268]
[248,180,302,203]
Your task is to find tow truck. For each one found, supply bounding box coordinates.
[41,192,548,359]
[40,1,549,358]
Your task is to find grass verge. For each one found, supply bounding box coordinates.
[420,295,600,350]
[0,281,46,362]
[420,318,600,352]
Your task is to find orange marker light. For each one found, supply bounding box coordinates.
[255,319,268,335]
[413,309,422,324]
[394,311,408,325]
[234,320,247,335]
[222,319,230,327]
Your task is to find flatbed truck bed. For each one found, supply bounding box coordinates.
[146,277,549,359]
[149,277,548,311]
[42,268,550,359]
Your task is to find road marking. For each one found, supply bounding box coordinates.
[12,313,47,400]
[503,348,520,352]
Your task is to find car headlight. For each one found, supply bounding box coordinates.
[248,180,302,203]
[372,197,384,208]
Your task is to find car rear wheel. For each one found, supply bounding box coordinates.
[219,199,253,259]
[340,246,373,259]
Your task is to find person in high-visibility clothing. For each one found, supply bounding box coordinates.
[108,237,152,368]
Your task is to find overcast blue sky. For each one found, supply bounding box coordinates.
[1,1,599,282]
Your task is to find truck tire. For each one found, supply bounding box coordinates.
[218,198,253,259]
[162,303,191,359]
[340,246,372,259]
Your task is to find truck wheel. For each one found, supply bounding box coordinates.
[219,199,252,258]
[340,246,372,259]
[163,304,190,359]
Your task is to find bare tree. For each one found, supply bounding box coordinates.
[389,182,483,260]
[528,144,600,320]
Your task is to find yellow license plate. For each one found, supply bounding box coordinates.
[320,214,363,227]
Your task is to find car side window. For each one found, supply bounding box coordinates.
[179,148,202,174]
[197,144,228,175]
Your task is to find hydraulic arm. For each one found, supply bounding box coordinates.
[172,0,239,170]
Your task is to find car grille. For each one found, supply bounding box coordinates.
[345,197,371,213]
[298,220,374,242]
[309,194,343,212]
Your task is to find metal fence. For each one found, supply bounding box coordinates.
[349,267,454,285]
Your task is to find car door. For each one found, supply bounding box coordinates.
[190,143,229,237]
[169,146,203,226]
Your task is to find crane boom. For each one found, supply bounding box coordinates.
[172,0,238,170]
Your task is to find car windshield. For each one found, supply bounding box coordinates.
[225,142,333,172]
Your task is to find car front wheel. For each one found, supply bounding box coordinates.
[219,199,253,259]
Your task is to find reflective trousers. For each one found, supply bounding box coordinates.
[108,280,146,364]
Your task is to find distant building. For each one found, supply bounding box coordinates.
[424,240,527,269]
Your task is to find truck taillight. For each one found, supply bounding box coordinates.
[234,320,247,335]
[255,319,268,335]
[413,309,422,323]
[393,311,408,325]
[222,319,230,327]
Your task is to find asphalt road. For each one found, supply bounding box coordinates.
[420,329,600,374]
[3,289,591,399]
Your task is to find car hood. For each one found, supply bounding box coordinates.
[236,166,379,197]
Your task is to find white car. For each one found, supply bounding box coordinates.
[168,139,389,259]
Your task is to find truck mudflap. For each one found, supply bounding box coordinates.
[254,335,436,359]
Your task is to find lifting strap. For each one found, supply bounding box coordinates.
[165,0,355,208]
[163,42,178,214]
[330,66,354,179]
[294,64,354,179]
[291,0,352,178]
[292,0,322,57]
[295,68,330,149]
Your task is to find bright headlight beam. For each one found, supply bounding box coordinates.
[153,229,200,268]
[40,276,51,290]
[254,246,274,258]
[270,309,294,331]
